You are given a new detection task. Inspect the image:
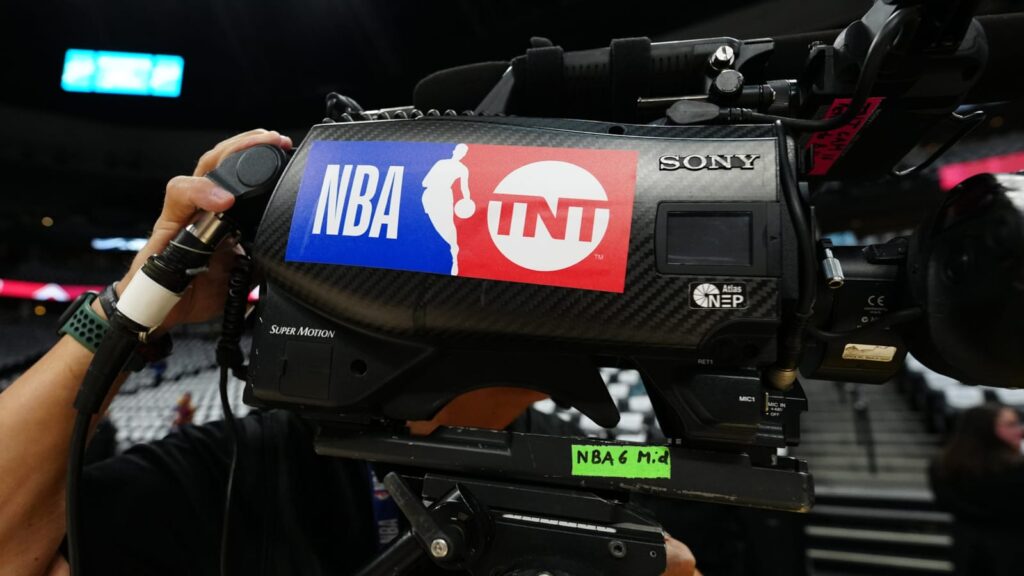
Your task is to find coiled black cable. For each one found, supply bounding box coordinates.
[216,255,253,576]
[217,255,252,380]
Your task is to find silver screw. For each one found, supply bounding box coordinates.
[537,573,554,576]
[821,248,845,289]
[710,45,736,70]
[430,538,450,559]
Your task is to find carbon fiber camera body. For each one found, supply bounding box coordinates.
[247,116,798,436]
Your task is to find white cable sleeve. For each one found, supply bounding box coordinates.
[116,272,182,329]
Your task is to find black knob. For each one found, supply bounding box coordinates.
[237,146,283,188]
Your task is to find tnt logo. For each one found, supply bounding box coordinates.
[286,140,638,293]
[486,161,610,272]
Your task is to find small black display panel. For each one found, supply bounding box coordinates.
[665,212,752,267]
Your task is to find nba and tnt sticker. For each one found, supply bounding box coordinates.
[689,282,747,309]
[284,141,637,293]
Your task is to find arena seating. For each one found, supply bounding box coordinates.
[0,321,56,376]
[0,318,58,394]
[0,328,250,453]
[104,334,251,452]
[532,368,662,444]
[108,367,249,451]
[900,354,1024,435]
[795,381,952,575]
[801,357,1024,575]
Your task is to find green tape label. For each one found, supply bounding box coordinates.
[571,445,671,479]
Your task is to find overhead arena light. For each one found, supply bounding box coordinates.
[91,237,148,252]
[61,49,184,97]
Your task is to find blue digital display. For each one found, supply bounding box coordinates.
[61,49,184,97]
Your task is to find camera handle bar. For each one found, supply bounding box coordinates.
[355,472,666,576]
[320,424,813,576]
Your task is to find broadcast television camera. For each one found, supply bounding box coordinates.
[68,1,1024,575]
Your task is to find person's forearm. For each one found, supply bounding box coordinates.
[0,299,126,576]
[0,128,290,576]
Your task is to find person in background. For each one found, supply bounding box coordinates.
[929,403,1024,576]
[172,392,195,428]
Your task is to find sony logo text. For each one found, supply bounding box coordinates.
[658,154,761,171]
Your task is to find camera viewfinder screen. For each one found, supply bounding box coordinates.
[666,212,752,267]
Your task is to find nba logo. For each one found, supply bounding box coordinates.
[285,141,638,293]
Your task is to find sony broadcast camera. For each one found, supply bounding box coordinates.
[68,1,1024,575]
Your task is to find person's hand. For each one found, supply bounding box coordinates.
[663,534,700,576]
[117,129,293,329]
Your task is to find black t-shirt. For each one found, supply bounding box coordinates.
[928,458,1024,576]
[78,410,379,576]
[75,408,581,575]
[928,458,1024,532]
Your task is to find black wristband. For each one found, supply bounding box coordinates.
[98,282,119,320]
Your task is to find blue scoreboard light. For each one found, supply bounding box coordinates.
[61,49,184,97]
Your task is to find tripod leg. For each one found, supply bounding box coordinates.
[354,531,427,576]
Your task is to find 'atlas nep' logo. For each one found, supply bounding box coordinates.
[285,141,637,293]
